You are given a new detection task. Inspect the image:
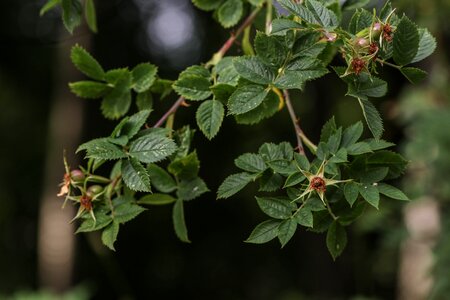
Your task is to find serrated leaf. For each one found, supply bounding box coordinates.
[173,75,212,101]
[132,63,157,93]
[347,142,372,155]
[119,109,151,139]
[77,138,127,160]
[393,16,420,66]
[217,0,243,28]
[377,183,409,201]
[196,100,224,140]
[69,81,110,98]
[114,201,146,224]
[348,8,372,34]
[259,142,284,162]
[357,98,383,139]
[274,68,329,90]
[150,78,173,99]
[173,199,190,243]
[101,221,119,251]
[234,153,267,173]
[305,0,338,28]
[147,164,177,193]
[344,182,359,206]
[40,0,61,16]
[292,32,327,59]
[411,28,436,63]
[215,57,240,86]
[367,150,408,179]
[329,148,347,163]
[71,44,105,80]
[210,83,235,104]
[278,219,297,247]
[326,221,347,260]
[233,56,276,85]
[256,197,295,219]
[76,212,112,233]
[401,67,427,84]
[177,177,209,201]
[348,76,387,100]
[341,121,363,148]
[121,158,151,192]
[284,171,306,188]
[361,167,388,183]
[259,171,284,192]
[192,0,223,10]
[277,0,316,24]
[365,139,395,150]
[234,89,279,124]
[101,71,132,119]
[245,219,281,244]
[320,117,337,143]
[138,193,177,205]
[136,91,153,111]
[294,153,310,170]
[217,172,255,199]
[342,0,370,11]
[168,151,200,180]
[271,18,303,35]
[85,0,97,32]
[129,134,177,163]
[227,84,269,115]
[61,0,82,34]
[294,207,313,227]
[359,184,379,208]
[255,32,288,67]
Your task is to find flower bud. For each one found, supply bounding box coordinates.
[87,185,103,198]
[70,169,85,182]
[356,37,368,48]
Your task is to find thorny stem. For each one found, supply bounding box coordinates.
[154,6,262,128]
[284,90,317,155]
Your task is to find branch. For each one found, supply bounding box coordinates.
[154,6,262,128]
[283,90,318,155]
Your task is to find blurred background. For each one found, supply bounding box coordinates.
[0,0,449,299]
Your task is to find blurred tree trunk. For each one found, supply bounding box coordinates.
[37,28,90,293]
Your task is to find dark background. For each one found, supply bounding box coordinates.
[0,0,448,299]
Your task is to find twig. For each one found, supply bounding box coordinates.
[283,90,306,155]
[154,7,262,128]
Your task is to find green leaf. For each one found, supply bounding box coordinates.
[326,221,347,260]
[177,177,209,201]
[367,150,408,179]
[284,172,306,188]
[233,56,276,85]
[259,142,284,162]
[61,0,82,33]
[256,197,295,219]
[245,219,281,244]
[210,83,235,104]
[305,0,338,28]
[132,63,157,93]
[168,151,200,180]
[400,67,427,84]
[247,0,264,6]
[150,78,173,99]
[71,44,105,80]
[259,171,283,192]
[215,57,240,86]
[77,138,127,160]
[393,15,420,66]
[101,71,132,119]
[341,121,363,148]
[348,8,372,34]
[129,133,177,163]
[192,0,223,11]
[347,142,372,155]
[147,164,177,193]
[278,219,297,247]
[294,153,310,170]
[359,184,380,208]
[136,91,153,111]
[348,76,387,100]
[217,172,256,199]
[271,18,304,35]
[217,0,243,28]
[234,153,267,173]
[377,183,409,201]
[274,68,328,90]
[40,0,61,16]
[196,100,224,140]
[173,199,190,243]
[294,207,313,227]
[278,0,316,24]
[101,221,119,251]
[329,148,348,163]
[76,212,112,233]
[411,28,436,63]
[361,167,388,183]
[344,182,359,206]
[121,158,151,192]
[357,98,383,139]
[138,193,177,205]
[234,89,279,125]
[114,201,147,224]
[366,139,395,151]
[69,81,110,98]
[320,117,337,143]
[254,32,288,67]
[227,84,269,115]
[292,32,327,59]
[85,0,97,32]
[173,75,212,101]
[119,109,151,139]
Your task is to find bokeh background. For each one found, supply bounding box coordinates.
[0,0,449,299]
